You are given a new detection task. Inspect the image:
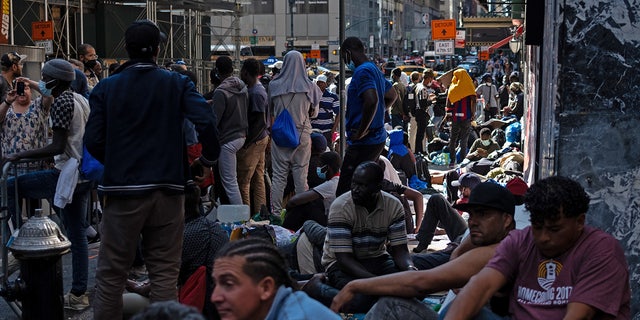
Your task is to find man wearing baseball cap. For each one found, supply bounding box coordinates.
[445,176,630,319]
[85,19,219,320]
[311,73,339,149]
[331,182,516,319]
[0,51,27,101]
[412,172,482,254]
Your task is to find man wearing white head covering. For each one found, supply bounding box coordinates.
[311,74,340,150]
[268,50,322,214]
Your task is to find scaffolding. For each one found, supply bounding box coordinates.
[8,0,243,91]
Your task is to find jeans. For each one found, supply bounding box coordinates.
[448,119,472,165]
[335,142,385,197]
[7,169,91,296]
[217,137,246,205]
[59,181,91,296]
[415,194,467,251]
[414,114,429,154]
[7,169,59,228]
[325,255,401,312]
[412,250,452,270]
[438,304,511,320]
[365,297,438,320]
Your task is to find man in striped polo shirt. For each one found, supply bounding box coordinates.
[311,74,340,150]
[318,161,414,312]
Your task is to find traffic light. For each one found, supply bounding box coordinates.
[332,49,337,55]
[389,20,394,30]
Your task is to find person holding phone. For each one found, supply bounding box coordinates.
[0,52,27,102]
[0,78,53,176]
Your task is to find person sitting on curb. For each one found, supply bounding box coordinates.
[330,182,516,319]
[304,161,413,313]
[443,176,630,319]
[283,151,342,231]
[412,172,482,254]
[464,127,501,162]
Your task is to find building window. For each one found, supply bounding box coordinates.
[294,0,328,14]
[246,0,274,14]
[307,0,328,13]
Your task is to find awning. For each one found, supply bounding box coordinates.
[488,25,524,53]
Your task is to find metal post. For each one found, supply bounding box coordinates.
[338,0,345,157]
[233,3,241,72]
[289,0,295,50]
[170,5,173,61]
[9,0,13,44]
[65,0,69,57]
[80,0,83,44]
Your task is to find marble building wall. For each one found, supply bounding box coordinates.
[531,0,640,317]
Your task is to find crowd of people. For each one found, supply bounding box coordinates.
[0,19,631,320]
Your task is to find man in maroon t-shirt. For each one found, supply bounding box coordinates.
[444,176,630,319]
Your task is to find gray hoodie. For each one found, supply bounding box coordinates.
[212,76,249,144]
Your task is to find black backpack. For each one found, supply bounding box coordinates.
[415,153,431,185]
[404,83,418,116]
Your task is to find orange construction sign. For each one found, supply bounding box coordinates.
[309,50,321,59]
[431,19,456,40]
[32,21,54,41]
[479,50,490,61]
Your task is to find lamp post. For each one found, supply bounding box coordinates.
[288,0,296,50]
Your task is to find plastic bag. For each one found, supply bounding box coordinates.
[80,145,104,182]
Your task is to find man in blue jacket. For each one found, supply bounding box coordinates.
[84,20,219,320]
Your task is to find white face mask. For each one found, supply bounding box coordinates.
[481,139,491,147]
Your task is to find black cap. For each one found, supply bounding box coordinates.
[1,52,27,68]
[454,182,515,215]
[450,172,482,189]
[125,20,167,56]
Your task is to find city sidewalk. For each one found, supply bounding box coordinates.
[0,241,99,319]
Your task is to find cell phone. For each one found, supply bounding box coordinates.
[16,82,25,96]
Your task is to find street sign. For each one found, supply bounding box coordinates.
[32,21,53,41]
[250,36,257,45]
[455,30,466,49]
[310,50,321,59]
[434,40,454,55]
[479,50,490,61]
[327,40,339,45]
[34,40,53,54]
[431,19,456,40]
[311,43,320,50]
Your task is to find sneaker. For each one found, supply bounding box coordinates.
[64,292,89,310]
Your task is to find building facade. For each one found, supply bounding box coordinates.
[210,0,441,62]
